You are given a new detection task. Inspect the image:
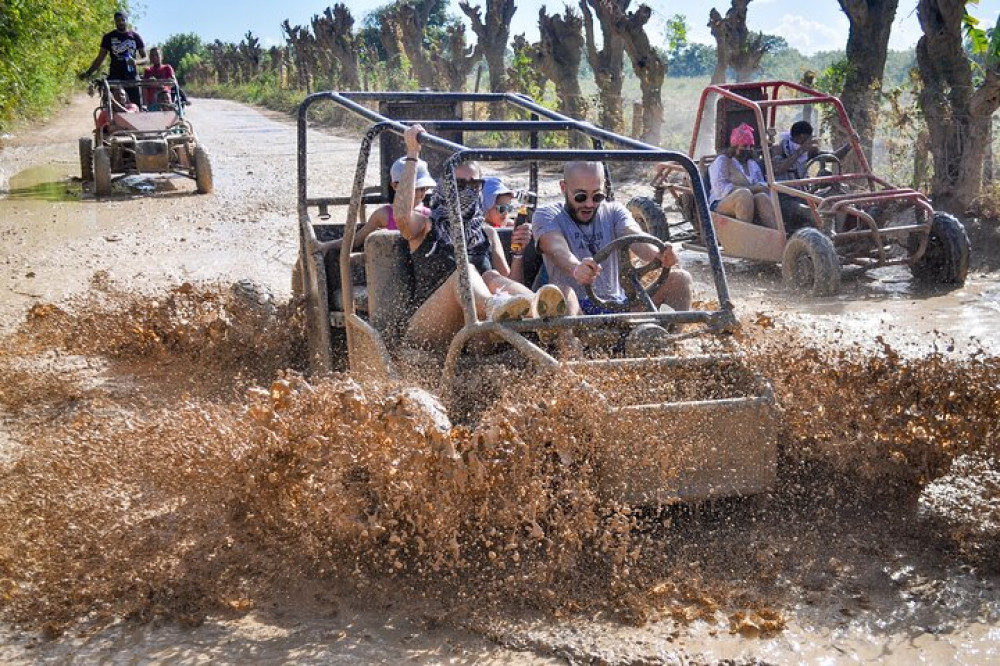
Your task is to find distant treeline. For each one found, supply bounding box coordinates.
[0,0,124,131]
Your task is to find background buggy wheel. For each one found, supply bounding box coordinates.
[93,146,111,196]
[910,212,970,285]
[627,196,671,241]
[194,145,214,194]
[78,137,93,182]
[782,228,841,296]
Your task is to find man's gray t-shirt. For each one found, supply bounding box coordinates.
[532,201,641,301]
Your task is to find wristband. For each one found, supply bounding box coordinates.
[511,253,523,259]
[404,156,418,162]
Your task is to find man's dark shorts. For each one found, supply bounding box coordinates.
[578,295,628,315]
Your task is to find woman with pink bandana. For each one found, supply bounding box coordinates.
[707,123,776,229]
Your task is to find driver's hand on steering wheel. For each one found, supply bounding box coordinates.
[572,258,601,286]
[659,244,680,269]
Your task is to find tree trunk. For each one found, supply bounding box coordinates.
[535,7,587,142]
[916,0,1000,214]
[431,23,478,92]
[732,32,767,82]
[837,0,899,162]
[459,0,515,95]
[618,4,665,145]
[312,5,360,89]
[580,0,626,133]
[708,0,751,84]
[391,1,438,89]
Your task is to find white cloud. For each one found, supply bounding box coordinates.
[772,13,849,54]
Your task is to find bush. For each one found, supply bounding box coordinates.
[0,0,125,130]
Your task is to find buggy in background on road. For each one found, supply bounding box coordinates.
[79,77,213,197]
[629,80,970,296]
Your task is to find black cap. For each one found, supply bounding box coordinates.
[114,10,128,19]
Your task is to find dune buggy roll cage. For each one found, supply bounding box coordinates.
[297,91,736,376]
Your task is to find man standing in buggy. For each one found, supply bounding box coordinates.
[79,10,146,107]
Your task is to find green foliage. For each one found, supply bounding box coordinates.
[664,14,687,52]
[0,0,126,130]
[814,57,850,95]
[161,32,205,83]
[662,15,712,78]
[667,44,716,78]
[963,7,1000,84]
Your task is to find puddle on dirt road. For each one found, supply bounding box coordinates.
[4,164,81,202]
[0,281,997,663]
[682,251,1000,355]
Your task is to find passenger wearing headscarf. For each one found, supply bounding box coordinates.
[392,124,567,350]
[707,123,776,229]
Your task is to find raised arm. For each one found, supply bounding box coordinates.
[393,124,432,243]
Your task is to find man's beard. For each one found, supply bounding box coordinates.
[564,195,593,225]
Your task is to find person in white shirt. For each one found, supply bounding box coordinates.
[708,123,776,229]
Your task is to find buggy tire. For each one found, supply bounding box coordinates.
[79,137,93,182]
[910,212,970,286]
[194,145,214,194]
[782,228,841,296]
[93,146,112,197]
[627,196,671,241]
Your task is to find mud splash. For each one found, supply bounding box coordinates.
[0,283,997,645]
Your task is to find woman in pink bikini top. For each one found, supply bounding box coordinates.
[321,156,436,254]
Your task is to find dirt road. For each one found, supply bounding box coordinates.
[1,96,998,664]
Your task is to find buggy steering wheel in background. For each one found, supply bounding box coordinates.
[585,234,671,312]
[802,153,842,193]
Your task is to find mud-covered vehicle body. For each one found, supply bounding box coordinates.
[632,80,969,296]
[295,91,778,505]
[79,77,213,196]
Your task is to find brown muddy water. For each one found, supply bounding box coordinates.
[0,96,998,664]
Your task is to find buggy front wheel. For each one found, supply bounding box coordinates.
[194,145,214,194]
[910,212,970,286]
[79,137,93,182]
[93,147,112,197]
[781,228,841,296]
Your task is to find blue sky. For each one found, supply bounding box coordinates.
[131,0,1000,56]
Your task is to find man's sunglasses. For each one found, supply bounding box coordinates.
[456,178,484,189]
[495,202,516,214]
[572,191,607,204]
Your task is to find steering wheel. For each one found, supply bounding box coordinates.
[802,153,842,194]
[584,234,671,312]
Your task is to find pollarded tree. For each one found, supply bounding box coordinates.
[837,0,900,161]
[615,2,666,145]
[238,32,262,80]
[708,0,770,83]
[506,34,548,99]
[312,5,360,89]
[282,20,316,92]
[580,0,627,133]
[389,0,440,88]
[458,0,516,93]
[916,0,1000,214]
[534,7,587,124]
[430,22,480,91]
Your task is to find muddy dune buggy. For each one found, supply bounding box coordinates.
[630,80,970,296]
[79,78,213,197]
[294,91,778,505]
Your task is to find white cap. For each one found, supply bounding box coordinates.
[482,177,514,211]
[390,156,436,189]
